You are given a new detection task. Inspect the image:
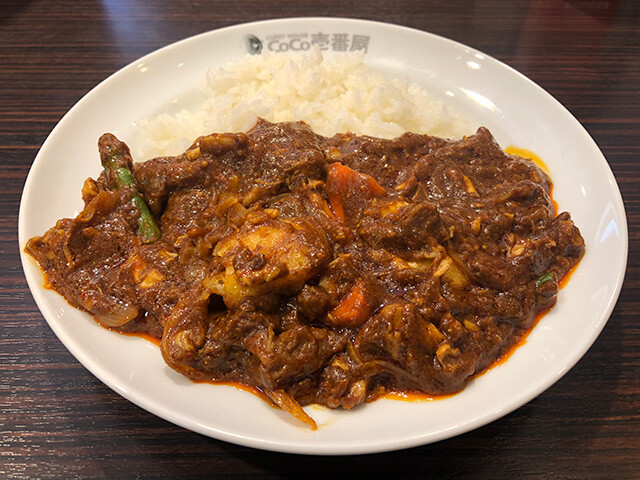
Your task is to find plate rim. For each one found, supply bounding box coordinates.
[18,16,629,455]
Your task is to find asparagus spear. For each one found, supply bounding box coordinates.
[535,271,554,288]
[99,134,160,243]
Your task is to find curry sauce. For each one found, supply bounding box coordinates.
[26,120,584,428]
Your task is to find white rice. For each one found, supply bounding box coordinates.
[135,46,470,159]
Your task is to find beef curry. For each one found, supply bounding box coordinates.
[26,120,584,428]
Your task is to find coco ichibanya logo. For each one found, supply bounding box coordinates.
[245,32,370,55]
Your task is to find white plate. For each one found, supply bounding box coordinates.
[19,18,627,455]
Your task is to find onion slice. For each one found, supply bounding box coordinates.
[94,304,139,327]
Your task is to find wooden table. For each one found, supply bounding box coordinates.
[2,0,638,478]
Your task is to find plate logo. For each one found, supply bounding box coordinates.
[245,35,263,54]
[246,32,370,54]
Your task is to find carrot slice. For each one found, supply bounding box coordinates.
[327,281,371,328]
[325,163,386,222]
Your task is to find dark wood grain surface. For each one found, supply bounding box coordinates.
[2,0,638,478]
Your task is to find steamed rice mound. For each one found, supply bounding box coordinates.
[135,47,469,159]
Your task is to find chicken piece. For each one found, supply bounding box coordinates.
[204,216,330,308]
